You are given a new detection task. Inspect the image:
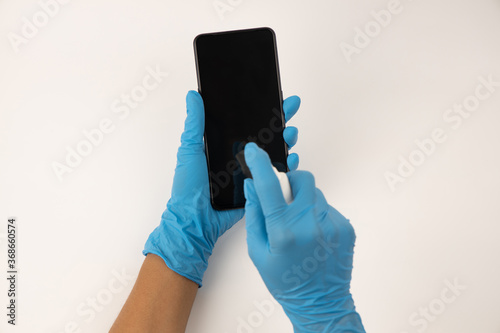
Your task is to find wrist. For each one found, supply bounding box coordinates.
[142,201,214,287]
[280,294,365,333]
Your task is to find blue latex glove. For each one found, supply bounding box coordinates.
[143,91,301,286]
[243,142,365,332]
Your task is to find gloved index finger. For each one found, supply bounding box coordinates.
[283,95,300,123]
[181,90,205,148]
[244,143,287,218]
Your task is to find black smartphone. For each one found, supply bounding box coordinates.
[194,27,288,210]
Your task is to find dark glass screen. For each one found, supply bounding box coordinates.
[194,28,288,209]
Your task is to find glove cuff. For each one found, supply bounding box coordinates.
[282,294,365,333]
[142,202,213,287]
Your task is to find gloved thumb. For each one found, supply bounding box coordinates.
[179,90,205,152]
[244,178,267,250]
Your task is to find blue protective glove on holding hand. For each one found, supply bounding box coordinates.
[143,91,301,286]
[243,142,365,332]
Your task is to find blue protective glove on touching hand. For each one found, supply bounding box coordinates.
[243,142,365,332]
[143,91,301,286]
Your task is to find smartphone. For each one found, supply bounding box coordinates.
[193,27,288,210]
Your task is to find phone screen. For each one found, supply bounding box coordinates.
[194,27,288,210]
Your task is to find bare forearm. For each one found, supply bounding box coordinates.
[110,253,198,333]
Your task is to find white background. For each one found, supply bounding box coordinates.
[1,0,500,332]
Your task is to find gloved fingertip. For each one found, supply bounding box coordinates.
[287,153,299,171]
[283,126,298,147]
[186,90,203,113]
[283,95,301,122]
[289,95,301,108]
[243,144,286,214]
[186,90,194,103]
[244,142,259,164]
[187,89,200,99]
[181,91,205,148]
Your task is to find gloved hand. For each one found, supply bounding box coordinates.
[243,142,365,332]
[143,91,301,286]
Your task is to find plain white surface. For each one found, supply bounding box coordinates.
[1,0,500,332]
